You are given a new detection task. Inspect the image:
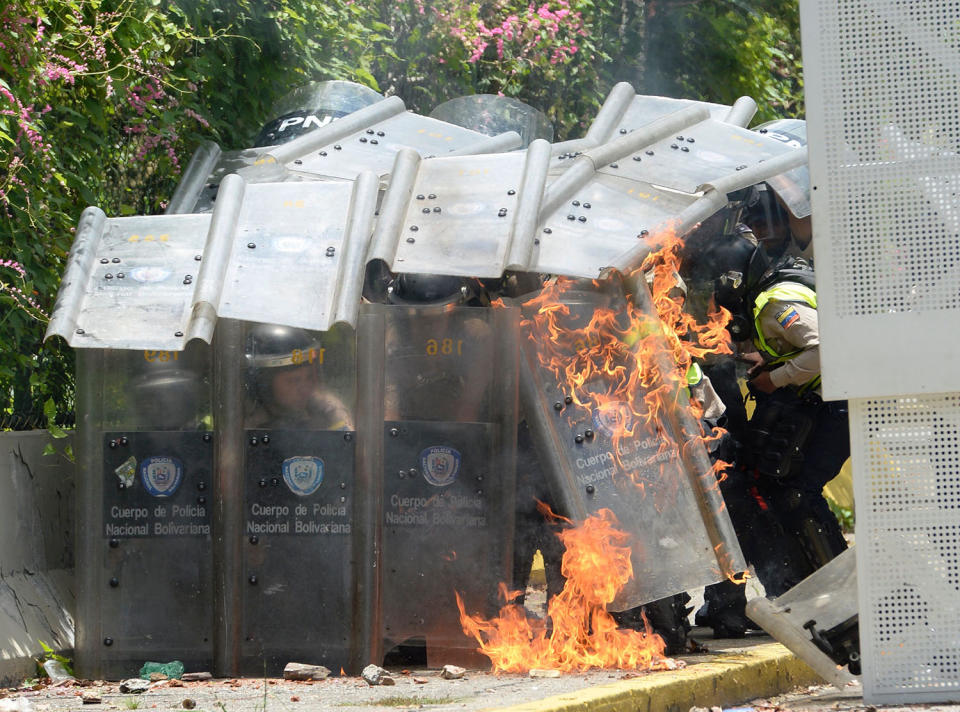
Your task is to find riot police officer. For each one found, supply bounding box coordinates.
[708,230,849,595]
[245,324,353,430]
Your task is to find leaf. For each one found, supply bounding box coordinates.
[353,67,380,91]
[44,398,67,438]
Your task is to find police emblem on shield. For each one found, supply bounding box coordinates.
[282,456,324,496]
[420,446,461,487]
[140,456,184,497]
[592,401,634,438]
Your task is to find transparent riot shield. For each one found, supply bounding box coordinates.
[237,322,367,675]
[746,548,859,688]
[75,343,213,680]
[518,276,745,611]
[429,94,554,148]
[362,304,519,667]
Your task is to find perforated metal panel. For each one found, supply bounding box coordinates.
[801,0,960,401]
[850,395,960,701]
[801,0,960,701]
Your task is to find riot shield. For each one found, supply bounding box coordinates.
[362,304,519,667]
[753,118,811,220]
[747,548,859,688]
[237,322,367,675]
[518,276,745,611]
[429,94,554,147]
[75,344,213,679]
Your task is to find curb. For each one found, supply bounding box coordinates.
[489,642,821,712]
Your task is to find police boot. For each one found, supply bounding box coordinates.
[695,579,755,638]
[614,594,691,655]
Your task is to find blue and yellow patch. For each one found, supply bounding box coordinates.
[775,306,800,329]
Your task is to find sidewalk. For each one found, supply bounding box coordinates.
[5,632,822,712]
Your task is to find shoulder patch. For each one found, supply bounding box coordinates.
[775,306,801,329]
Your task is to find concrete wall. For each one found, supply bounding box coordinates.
[0,431,75,686]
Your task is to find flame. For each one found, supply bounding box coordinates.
[521,229,733,486]
[458,509,670,672]
[459,231,744,673]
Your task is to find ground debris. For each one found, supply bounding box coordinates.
[118,679,150,694]
[361,665,395,686]
[180,673,212,682]
[80,691,101,704]
[283,663,331,681]
[440,665,465,680]
[181,698,195,709]
[528,669,560,678]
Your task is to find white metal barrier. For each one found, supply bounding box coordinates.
[801,0,960,702]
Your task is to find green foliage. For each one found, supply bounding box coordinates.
[0,0,803,423]
[35,639,74,677]
[645,0,804,122]
[368,0,646,139]
[827,496,855,533]
[0,0,382,423]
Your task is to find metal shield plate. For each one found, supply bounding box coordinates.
[537,174,696,277]
[97,430,214,677]
[600,119,800,195]
[241,428,357,674]
[289,111,502,181]
[371,305,518,664]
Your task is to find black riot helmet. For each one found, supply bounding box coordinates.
[244,324,323,414]
[129,343,208,430]
[741,182,791,253]
[705,230,772,341]
[254,80,383,147]
[363,259,492,307]
[388,272,491,306]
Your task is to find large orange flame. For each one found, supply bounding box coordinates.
[457,508,672,672]
[457,233,743,673]
[521,229,733,486]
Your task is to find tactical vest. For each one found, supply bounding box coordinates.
[752,282,820,392]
